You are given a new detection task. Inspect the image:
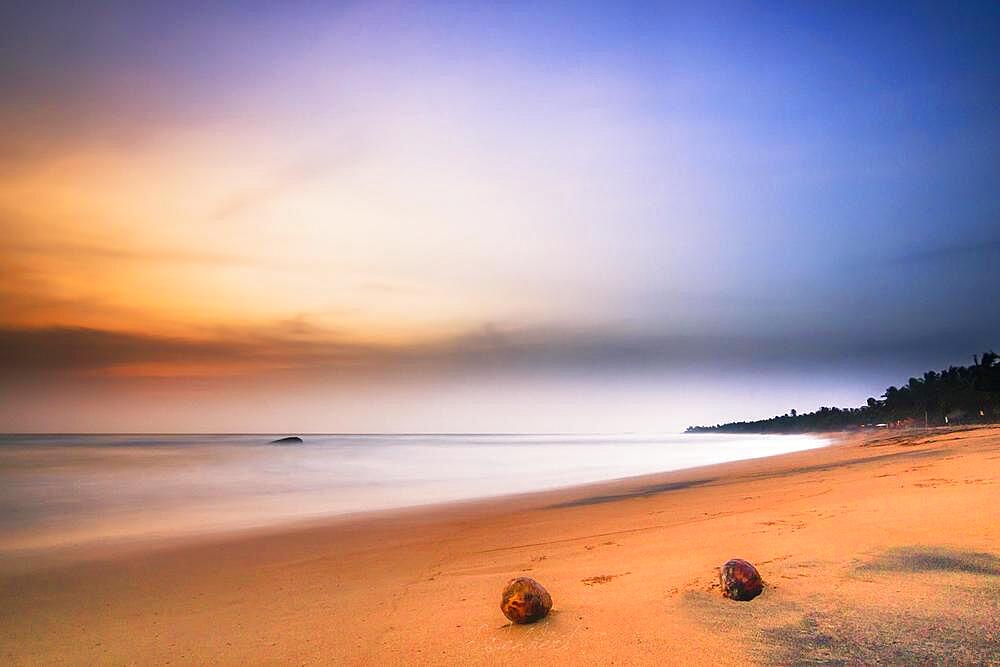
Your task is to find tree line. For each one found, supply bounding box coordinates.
[686,351,1000,434]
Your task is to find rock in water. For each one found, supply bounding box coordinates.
[500,577,552,624]
[720,558,763,601]
[270,436,303,444]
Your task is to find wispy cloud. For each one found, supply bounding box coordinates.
[2,239,262,267]
[210,139,364,222]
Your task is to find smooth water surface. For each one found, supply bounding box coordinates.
[0,433,826,550]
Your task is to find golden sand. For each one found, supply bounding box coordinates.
[2,428,998,664]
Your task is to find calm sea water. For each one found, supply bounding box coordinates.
[0,433,825,551]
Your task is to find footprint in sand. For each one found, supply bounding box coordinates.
[913,478,956,488]
[581,572,630,586]
[758,554,793,566]
[757,519,807,532]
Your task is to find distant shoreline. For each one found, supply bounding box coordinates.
[687,352,1000,434]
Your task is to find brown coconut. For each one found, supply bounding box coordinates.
[720,558,763,601]
[500,576,552,623]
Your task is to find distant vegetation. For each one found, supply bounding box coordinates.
[686,352,1000,434]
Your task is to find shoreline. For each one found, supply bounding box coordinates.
[2,426,998,664]
[0,431,826,561]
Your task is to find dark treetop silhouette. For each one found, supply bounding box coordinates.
[687,352,1000,434]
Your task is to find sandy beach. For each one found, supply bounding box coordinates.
[1,427,998,665]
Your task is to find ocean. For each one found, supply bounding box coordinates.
[0,433,825,552]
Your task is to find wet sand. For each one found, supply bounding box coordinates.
[1,427,998,664]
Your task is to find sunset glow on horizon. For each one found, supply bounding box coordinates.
[2,2,997,432]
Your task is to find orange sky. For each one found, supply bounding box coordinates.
[0,85,673,347]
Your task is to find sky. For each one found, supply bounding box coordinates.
[1,1,998,432]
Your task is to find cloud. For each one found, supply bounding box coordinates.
[2,239,263,267]
[0,325,380,377]
[0,327,238,372]
[1,322,992,382]
[210,138,365,222]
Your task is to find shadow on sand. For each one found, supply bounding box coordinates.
[858,545,1000,577]
[762,546,1000,664]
